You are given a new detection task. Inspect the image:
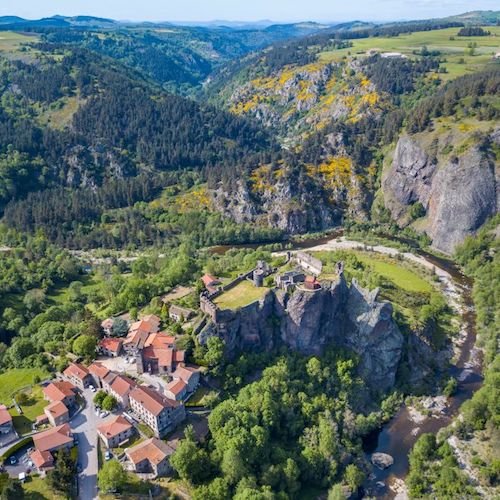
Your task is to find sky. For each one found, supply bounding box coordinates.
[2,0,499,23]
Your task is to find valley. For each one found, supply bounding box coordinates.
[0,7,498,500]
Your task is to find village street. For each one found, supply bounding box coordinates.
[72,388,99,500]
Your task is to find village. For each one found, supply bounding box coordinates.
[0,250,330,495]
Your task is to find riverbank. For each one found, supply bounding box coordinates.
[272,235,481,499]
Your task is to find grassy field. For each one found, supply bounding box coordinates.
[0,368,48,405]
[23,475,66,500]
[354,252,433,293]
[320,26,500,80]
[9,386,48,435]
[186,386,217,407]
[0,31,39,55]
[214,280,270,310]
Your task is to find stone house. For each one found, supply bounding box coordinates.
[125,438,175,477]
[97,415,135,449]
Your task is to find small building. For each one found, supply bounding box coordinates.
[43,381,77,407]
[275,270,305,292]
[168,305,195,323]
[0,405,13,434]
[171,366,200,394]
[97,415,135,449]
[125,437,175,478]
[253,269,265,287]
[201,274,221,293]
[99,337,123,357]
[123,318,159,354]
[102,374,137,409]
[88,362,110,388]
[101,318,114,336]
[380,51,407,59]
[295,252,323,276]
[63,363,92,390]
[303,276,321,291]
[129,385,186,438]
[43,401,69,427]
[29,449,54,472]
[164,379,188,401]
[32,423,73,454]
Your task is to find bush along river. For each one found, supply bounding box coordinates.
[211,231,483,499]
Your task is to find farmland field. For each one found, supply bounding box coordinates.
[0,31,39,55]
[320,26,500,80]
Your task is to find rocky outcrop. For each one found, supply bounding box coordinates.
[212,176,340,234]
[382,135,436,222]
[383,131,499,254]
[198,276,403,392]
[426,147,498,254]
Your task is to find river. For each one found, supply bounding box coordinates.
[211,231,482,498]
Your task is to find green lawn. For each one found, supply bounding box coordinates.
[0,368,48,405]
[10,386,48,436]
[354,252,432,293]
[319,26,500,80]
[186,386,217,407]
[214,281,270,310]
[23,476,66,500]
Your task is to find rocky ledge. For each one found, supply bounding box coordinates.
[198,275,404,392]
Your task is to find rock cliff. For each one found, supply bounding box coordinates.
[198,276,403,392]
[383,129,499,254]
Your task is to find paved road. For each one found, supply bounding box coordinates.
[72,389,99,500]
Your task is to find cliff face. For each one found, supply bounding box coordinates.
[198,277,404,392]
[383,129,499,254]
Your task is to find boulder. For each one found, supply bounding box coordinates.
[371,452,394,470]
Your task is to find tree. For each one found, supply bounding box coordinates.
[170,426,211,484]
[111,317,128,337]
[204,337,225,370]
[23,289,46,314]
[93,391,107,407]
[72,335,97,360]
[98,459,126,493]
[47,449,76,494]
[102,395,118,411]
[1,479,24,500]
[343,464,365,492]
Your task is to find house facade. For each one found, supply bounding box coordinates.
[125,438,175,477]
[129,386,185,438]
[63,363,92,389]
[42,381,77,407]
[0,405,13,434]
[43,401,69,427]
[97,415,135,449]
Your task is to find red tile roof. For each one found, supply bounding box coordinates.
[97,415,133,440]
[0,405,12,426]
[63,363,90,381]
[110,375,136,397]
[44,401,68,420]
[33,423,73,452]
[174,350,185,363]
[130,386,179,416]
[99,337,123,353]
[30,449,54,469]
[172,365,198,384]
[145,333,175,349]
[201,274,219,287]
[165,379,187,397]
[142,346,174,369]
[43,381,77,402]
[126,437,175,466]
[88,362,110,380]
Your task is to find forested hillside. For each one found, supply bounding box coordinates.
[0,42,273,218]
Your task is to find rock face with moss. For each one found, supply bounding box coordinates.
[198,275,403,392]
[383,129,499,254]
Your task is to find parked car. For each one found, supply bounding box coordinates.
[9,456,17,465]
[100,411,109,418]
[89,385,96,393]
[104,450,112,461]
